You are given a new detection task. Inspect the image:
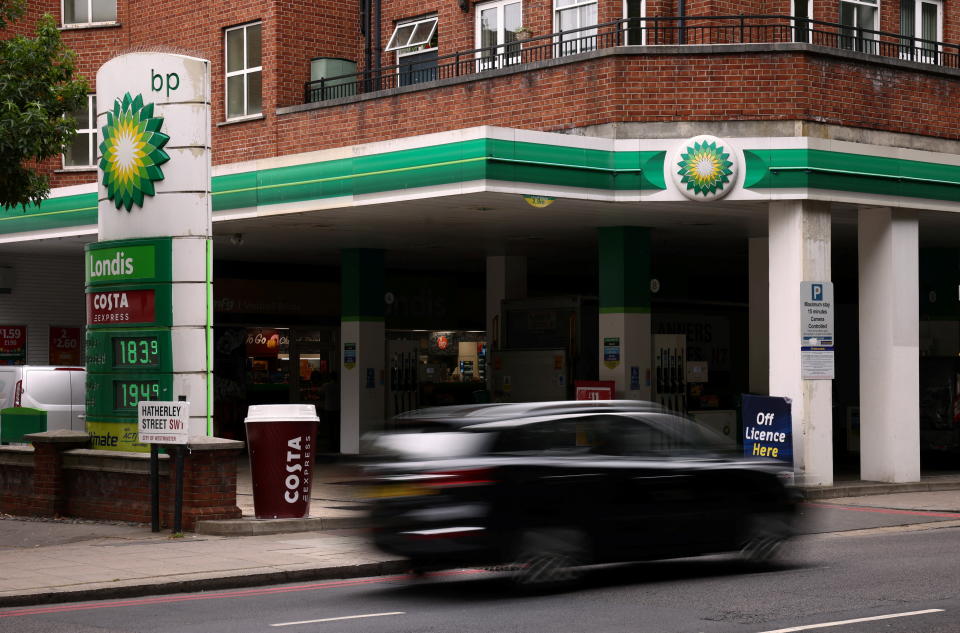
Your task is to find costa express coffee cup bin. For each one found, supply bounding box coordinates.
[244,404,318,519]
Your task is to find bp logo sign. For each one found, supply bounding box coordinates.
[99,93,170,211]
[669,135,738,201]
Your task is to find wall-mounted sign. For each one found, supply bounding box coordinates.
[603,337,621,369]
[0,325,26,365]
[49,327,82,365]
[669,135,738,202]
[343,343,356,370]
[800,281,835,380]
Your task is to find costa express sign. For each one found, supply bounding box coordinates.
[87,290,154,325]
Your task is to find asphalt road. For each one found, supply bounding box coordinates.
[0,505,958,633]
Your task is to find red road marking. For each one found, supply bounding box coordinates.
[0,569,485,619]
[803,501,960,518]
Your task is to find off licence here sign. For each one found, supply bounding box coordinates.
[138,401,189,444]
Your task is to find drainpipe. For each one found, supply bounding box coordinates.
[363,0,371,91]
[678,0,686,44]
[374,0,382,89]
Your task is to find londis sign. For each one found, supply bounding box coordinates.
[85,238,172,286]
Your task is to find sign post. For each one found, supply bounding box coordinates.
[138,400,189,533]
[87,52,212,451]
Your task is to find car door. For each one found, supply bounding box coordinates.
[22,368,72,432]
[70,370,86,431]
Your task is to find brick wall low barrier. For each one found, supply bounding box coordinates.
[0,431,243,531]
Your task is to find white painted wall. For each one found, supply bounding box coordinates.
[0,254,85,365]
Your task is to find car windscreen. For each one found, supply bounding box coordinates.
[368,431,494,461]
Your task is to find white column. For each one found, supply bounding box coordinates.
[768,200,833,486]
[485,255,526,391]
[858,207,920,482]
[340,320,385,454]
[749,237,769,395]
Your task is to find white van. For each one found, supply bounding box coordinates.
[0,366,86,432]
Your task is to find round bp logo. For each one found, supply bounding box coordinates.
[99,93,170,211]
[669,135,737,201]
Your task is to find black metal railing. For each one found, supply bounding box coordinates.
[304,14,960,104]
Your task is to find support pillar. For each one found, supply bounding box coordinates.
[858,207,920,482]
[598,227,651,399]
[749,237,769,395]
[486,256,527,393]
[340,249,385,454]
[768,201,833,486]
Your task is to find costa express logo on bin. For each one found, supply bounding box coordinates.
[86,289,155,324]
[283,434,312,503]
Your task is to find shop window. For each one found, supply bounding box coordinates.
[555,0,597,56]
[385,16,439,87]
[793,0,812,43]
[62,94,97,170]
[900,0,942,62]
[839,0,878,53]
[225,22,263,120]
[62,0,116,26]
[475,0,522,70]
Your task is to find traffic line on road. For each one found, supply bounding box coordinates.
[756,609,945,633]
[803,502,960,518]
[271,611,405,627]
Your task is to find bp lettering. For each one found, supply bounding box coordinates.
[151,69,180,97]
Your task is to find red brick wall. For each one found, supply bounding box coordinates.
[0,437,242,531]
[14,0,960,190]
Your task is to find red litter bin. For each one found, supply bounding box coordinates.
[244,404,319,519]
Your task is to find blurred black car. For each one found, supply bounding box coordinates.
[364,401,799,587]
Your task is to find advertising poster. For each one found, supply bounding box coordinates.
[49,327,83,365]
[603,337,621,369]
[0,325,26,365]
[741,394,793,465]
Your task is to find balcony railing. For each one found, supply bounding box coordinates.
[304,14,960,104]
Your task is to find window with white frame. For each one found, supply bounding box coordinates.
[385,16,439,86]
[62,0,116,25]
[225,22,263,120]
[792,0,812,43]
[555,0,598,56]
[839,0,878,53]
[476,0,522,70]
[63,94,97,169]
[900,0,942,62]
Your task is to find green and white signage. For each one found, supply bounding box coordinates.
[90,53,212,451]
[670,135,738,201]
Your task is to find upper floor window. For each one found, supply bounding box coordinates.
[62,0,116,25]
[623,0,644,46]
[900,0,942,62]
[792,0,812,43]
[225,22,263,120]
[385,16,438,87]
[62,94,97,169]
[555,0,598,56]
[839,0,879,53]
[476,0,522,70]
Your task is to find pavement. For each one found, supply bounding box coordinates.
[1,460,960,609]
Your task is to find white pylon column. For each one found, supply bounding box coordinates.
[768,200,833,486]
[858,207,920,482]
[749,237,769,395]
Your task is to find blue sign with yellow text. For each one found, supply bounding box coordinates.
[741,394,793,465]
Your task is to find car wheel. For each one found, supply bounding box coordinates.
[738,513,790,565]
[511,528,589,590]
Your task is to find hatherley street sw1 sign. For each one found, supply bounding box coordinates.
[138,401,189,444]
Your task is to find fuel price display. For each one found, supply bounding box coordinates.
[113,336,161,368]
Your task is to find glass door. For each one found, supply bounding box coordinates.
[476,0,522,70]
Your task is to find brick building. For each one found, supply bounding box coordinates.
[3,0,960,486]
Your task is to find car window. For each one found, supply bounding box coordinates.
[370,431,493,460]
[24,370,71,405]
[492,418,589,454]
